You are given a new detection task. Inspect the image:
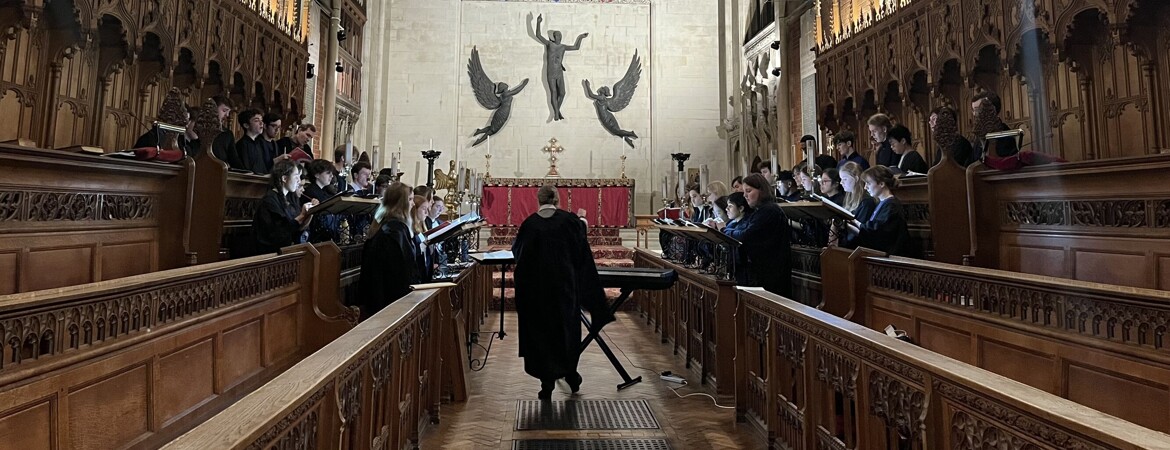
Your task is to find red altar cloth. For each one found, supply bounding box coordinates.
[482,178,635,228]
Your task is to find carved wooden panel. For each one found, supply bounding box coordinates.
[0,0,314,151]
[813,0,1170,160]
[736,287,1167,448]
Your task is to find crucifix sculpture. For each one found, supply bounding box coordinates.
[542,137,564,178]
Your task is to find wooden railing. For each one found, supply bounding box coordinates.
[734,287,1170,449]
[164,288,448,450]
[857,254,1170,432]
[633,248,736,395]
[0,242,357,449]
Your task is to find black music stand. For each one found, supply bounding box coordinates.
[581,267,679,390]
[468,250,514,370]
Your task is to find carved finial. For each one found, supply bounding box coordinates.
[193,98,221,152]
[157,88,187,126]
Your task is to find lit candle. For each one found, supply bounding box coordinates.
[770,152,778,177]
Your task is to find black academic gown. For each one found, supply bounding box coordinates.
[875,140,897,168]
[840,195,877,249]
[895,150,929,175]
[856,196,913,257]
[725,200,792,297]
[252,189,303,255]
[357,219,421,319]
[511,208,613,382]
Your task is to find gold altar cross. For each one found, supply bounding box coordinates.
[542,137,564,178]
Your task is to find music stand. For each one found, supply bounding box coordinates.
[468,250,514,370]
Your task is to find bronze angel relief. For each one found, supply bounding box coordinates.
[467,46,529,146]
[584,51,642,148]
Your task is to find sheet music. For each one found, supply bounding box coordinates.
[483,250,513,259]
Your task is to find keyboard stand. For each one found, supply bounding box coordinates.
[579,287,643,391]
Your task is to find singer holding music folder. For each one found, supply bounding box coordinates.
[252,160,317,255]
[511,184,614,400]
[357,182,424,320]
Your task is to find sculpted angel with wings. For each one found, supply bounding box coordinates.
[467,46,529,146]
[584,51,641,148]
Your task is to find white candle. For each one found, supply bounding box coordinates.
[700,164,709,193]
[413,161,420,185]
[770,152,778,176]
[429,138,433,149]
[661,176,668,199]
[457,163,465,191]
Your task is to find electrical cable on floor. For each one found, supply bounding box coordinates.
[600,327,735,410]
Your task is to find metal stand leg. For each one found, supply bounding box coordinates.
[580,289,642,391]
[469,263,509,371]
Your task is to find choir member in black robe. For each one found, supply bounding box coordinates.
[888,125,929,175]
[833,161,877,249]
[869,114,897,168]
[819,168,846,207]
[846,166,913,256]
[721,192,753,286]
[277,124,317,158]
[724,174,792,298]
[511,185,614,399]
[357,183,422,319]
[209,96,237,163]
[252,160,317,255]
[234,109,279,175]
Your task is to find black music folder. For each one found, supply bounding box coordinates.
[309,194,380,215]
[423,212,484,245]
[470,250,514,265]
[778,197,855,222]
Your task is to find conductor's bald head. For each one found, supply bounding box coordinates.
[537,184,559,206]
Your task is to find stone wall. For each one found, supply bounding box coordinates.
[356,0,723,215]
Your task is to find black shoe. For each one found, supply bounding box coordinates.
[538,380,555,400]
[566,372,582,393]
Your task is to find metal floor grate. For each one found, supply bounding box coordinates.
[512,439,671,450]
[515,399,660,430]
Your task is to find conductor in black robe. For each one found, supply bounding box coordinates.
[511,185,614,400]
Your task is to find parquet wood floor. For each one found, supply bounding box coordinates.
[421,312,765,449]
